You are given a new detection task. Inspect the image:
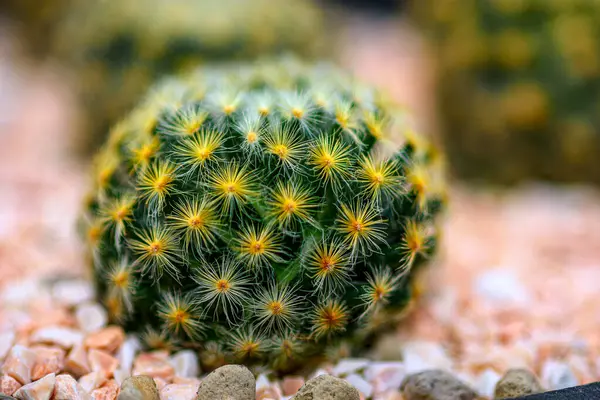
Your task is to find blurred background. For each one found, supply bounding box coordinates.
[0,0,599,386]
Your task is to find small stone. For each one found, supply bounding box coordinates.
[196,364,255,400]
[172,377,200,385]
[402,342,453,374]
[84,327,125,354]
[365,362,405,394]
[13,372,55,400]
[494,369,543,399]
[292,374,360,400]
[161,383,199,400]
[1,345,37,385]
[332,359,370,377]
[79,372,107,393]
[541,360,578,391]
[65,344,91,378]
[281,377,304,396]
[169,350,198,378]
[30,327,84,350]
[132,353,174,382]
[1,280,47,308]
[401,370,478,400]
[345,374,372,399]
[91,379,119,400]
[475,368,501,398]
[112,370,130,386]
[256,374,281,400]
[116,337,140,374]
[31,346,65,381]
[117,376,159,400]
[0,375,21,396]
[88,349,119,378]
[0,333,15,361]
[75,304,107,334]
[52,374,91,400]
[52,280,94,307]
[474,269,530,307]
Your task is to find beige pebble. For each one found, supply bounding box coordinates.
[13,372,56,400]
[79,371,107,393]
[117,375,160,400]
[30,327,84,349]
[75,303,108,334]
[88,349,119,378]
[65,343,91,378]
[52,374,91,400]
[160,383,199,400]
[132,353,175,382]
[1,345,37,385]
[85,327,125,354]
[91,379,119,400]
[31,346,65,381]
[0,374,22,396]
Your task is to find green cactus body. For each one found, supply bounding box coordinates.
[413,0,600,185]
[51,0,326,154]
[83,58,445,372]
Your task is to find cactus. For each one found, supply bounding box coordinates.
[412,0,600,185]
[50,0,326,154]
[82,58,445,372]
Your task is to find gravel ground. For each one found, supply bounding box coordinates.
[1,31,600,400]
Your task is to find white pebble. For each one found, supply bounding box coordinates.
[2,280,48,307]
[0,331,15,360]
[332,358,370,377]
[541,360,578,390]
[75,303,107,333]
[402,341,453,374]
[52,280,93,306]
[256,373,271,390]
[345,373,373,398]
[169,350,199,378]
[365,362,405,394]
[113,368,130,386]
[118,336,141,373]
[30,326,84,349]
[474,368,501,398]
[474,268,530,307]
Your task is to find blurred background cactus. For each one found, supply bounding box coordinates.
[411,0,600,185]
[1,0,326,155]
[82,58,445,372]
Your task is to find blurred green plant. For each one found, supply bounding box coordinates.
[412,0,600,185]
[82,57,445,372]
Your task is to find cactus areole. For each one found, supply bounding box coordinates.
[83,58,445,372]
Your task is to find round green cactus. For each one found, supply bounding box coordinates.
[82,58,445,372]
[413,0,600,185]
[50,0,326,154]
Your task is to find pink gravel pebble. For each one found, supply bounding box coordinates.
[160,383,200,400]
[84,327,125,354]
[0,374,21,395]
[79,371,107,393]
[53,374,91,400]
[133,353,175,382]
[65,343,91,378]
[31,346,65,381]
[1,345,36,384]
[88,349,118,378]
[90,379,119,400]
[281,376,305,396]
[13,372,55,400]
